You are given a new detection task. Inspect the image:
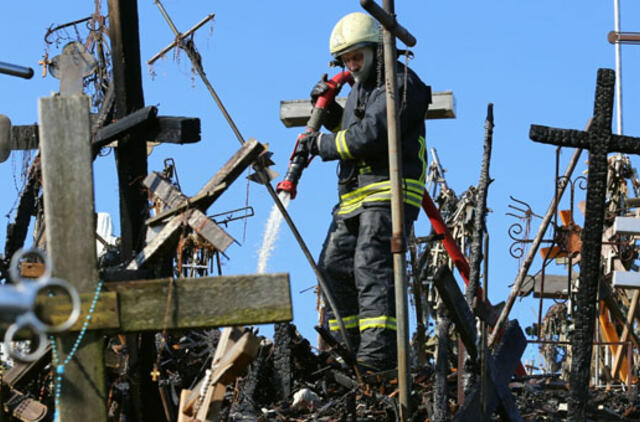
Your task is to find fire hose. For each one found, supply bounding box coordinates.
[275,71,358,359]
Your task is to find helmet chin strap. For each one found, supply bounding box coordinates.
[350,47,374,83]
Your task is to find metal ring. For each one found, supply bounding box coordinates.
[34,277,81,333]
[9,248,52,284]
[4,318,48,362]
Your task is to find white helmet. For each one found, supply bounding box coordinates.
[329,12,380,58]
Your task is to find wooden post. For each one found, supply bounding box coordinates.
[108,0,148,260]
[39,95,107,421]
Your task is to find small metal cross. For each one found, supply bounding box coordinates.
[150,364,160,382]
[529,68,640,422]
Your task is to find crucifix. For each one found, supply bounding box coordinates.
[34,91,292,421]
[529,68,640,422]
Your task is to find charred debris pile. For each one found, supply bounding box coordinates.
[3,2,640,422]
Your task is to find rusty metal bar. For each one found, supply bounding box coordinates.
[360,0,416,47]
[489,120,591,347]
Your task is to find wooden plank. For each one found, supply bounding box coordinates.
[105,273,292,331]
[127,216,182,270]
[612,290,639,382]
[92,105,158,148]
[187,209,235,252]
[598,302,633,383]
[39,94,107,421]
[279,90,456,128]
[613,216,640,235]
[612,271,640,289]
[433,266,477,358]
[518,274,576,299]
[453,320,526,422]
[10,116,200,153]
[35,292,120,331]
[196,331,260,421]
[150,116,200,144]
[145,183,226,226]
[10,124,39,150]
[143,171,188,209]
[195,137,264,210]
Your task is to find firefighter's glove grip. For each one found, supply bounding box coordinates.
[295,132,321,160]
[310,74,329,106]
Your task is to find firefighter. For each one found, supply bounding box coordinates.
[295,12,430,372]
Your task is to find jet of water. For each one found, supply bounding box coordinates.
[256,190,291,274]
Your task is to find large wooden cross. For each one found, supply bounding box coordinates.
[434,266,525,421]
[529,68,640,422]
[35,93,291,421]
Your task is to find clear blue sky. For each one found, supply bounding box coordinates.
[1,1,639,364]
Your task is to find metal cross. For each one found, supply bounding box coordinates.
[529,68,640,422]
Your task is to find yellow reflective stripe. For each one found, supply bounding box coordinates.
[335,130,353,160]
[340,180,390,202]
[359,316,397,331]
[328,315,359,331]
[418,136,427,184]
[337,178,425,215]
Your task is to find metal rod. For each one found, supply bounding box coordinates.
[377,0,411,418]
[151,0,359,378]
[153,0,245,146]
[360,0,416,47]
[614,0,623,135]
[608,31,640,44]
[147,13,215,65]
[0,61,34,79]
[489,121,591,347]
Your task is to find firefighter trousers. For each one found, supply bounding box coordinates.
[318,206,416,371]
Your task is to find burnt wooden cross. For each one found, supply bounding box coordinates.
[434,266,525,421]
[529,68,640,422]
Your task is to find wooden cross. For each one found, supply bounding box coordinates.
[33,89,292,421]
[433,266,525,421]
[529,68,640,421]
[126,138,263,271]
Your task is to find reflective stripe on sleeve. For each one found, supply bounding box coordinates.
[335,130,353,160]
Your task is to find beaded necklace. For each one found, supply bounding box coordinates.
[49,279,104,422]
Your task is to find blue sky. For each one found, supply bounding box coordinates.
[1,1,639,364]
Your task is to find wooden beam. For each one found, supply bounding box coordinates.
[9,116,200,153]
[92,105,158,148]
[433,266,477,358]
[150,116,200,144]
[104,273,292,331]
[611,291,639,381]
[108,0,148,260]
[279,90,456,128]
[518,274,576,299]
[39,94,107,421]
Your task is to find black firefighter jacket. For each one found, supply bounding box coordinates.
[316,61,431,220]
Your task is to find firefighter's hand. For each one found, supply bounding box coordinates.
[295,132,320,158]
[310,75,329,105]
